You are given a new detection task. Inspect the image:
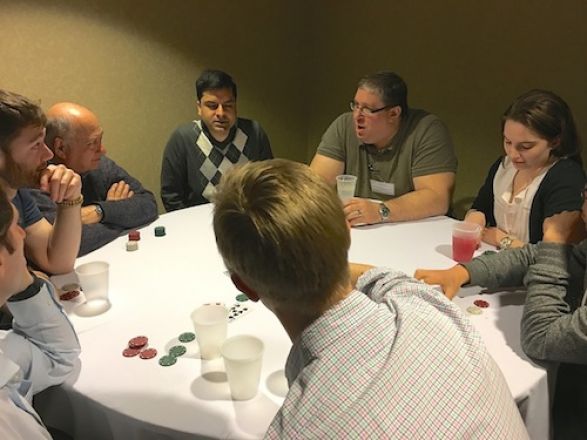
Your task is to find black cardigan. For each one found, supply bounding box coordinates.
[470,157,585,243]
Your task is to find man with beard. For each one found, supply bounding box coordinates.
[0,90,81,275]
[161,69,273,212]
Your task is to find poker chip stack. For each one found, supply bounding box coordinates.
[127,230,140,252]
[122,336,156,358]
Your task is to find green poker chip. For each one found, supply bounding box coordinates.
[178,332,195,343]
[169,345,187,357]
[158,355,177,367]
[235,294,249,302]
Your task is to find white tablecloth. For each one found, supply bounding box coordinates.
[35,205,548,439]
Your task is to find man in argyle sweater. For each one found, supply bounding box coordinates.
[161,69,273,212]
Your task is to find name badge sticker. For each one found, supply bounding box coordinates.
[370,180,395,196]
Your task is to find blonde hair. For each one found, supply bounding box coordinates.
[213,159,350,313]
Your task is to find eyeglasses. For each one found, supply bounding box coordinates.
[349,101,391,116]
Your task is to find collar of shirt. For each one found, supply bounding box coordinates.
[284,291,389,385]
[201,122,238,150]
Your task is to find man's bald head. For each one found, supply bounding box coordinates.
[45,102,105,174]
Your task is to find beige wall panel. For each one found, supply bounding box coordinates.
[0,0,306,212]
[306,0,587,216]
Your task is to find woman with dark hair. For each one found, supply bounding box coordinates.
[465,89,585,249]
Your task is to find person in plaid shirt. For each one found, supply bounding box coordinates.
[213,159,528,439]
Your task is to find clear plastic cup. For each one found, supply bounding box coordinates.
[452,222,481,263]
[75,261,110,305]
[221,335,264,400]
[191,304,228,359]
[336,175,357,203]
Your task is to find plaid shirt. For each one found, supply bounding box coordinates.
[265,268,528,439]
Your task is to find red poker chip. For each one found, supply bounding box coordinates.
[122,347,141,357]
[128,230,141,241]
[473,299,490,308]
[139,348,158,359]
[59,290,80,301]
[128,336,148,349]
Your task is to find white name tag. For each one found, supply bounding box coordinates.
[370,180,395,196]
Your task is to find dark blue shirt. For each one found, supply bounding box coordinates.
[12,189,43,228]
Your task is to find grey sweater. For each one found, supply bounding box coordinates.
[31,156,158,256]
[463,242,587,439]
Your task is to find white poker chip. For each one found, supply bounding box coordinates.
[466,305,482,315]
[126,240,139,252]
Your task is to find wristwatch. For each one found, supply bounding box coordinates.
[378,202,390,222]
[499,235,513,250]
[94,204,104,222]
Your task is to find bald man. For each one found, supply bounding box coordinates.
[32,103,158,256]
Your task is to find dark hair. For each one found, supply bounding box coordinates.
[0,90,46,153]
[358,71,408,115]
[502,89,582,163]
[195,69,237,101]
[0,184,15,254]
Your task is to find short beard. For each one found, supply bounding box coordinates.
[0,152,45,189]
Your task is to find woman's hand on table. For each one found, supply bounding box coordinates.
[414,265,471,300]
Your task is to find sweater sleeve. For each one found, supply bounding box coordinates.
[462,244,538,289]
[470,157,502,226]
[78,223,123,257]
[161,127,190,212]
[257,124,273,160]
[97,157,158,228]
[521,241,587,363]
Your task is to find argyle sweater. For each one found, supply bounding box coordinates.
[161,118,273,212]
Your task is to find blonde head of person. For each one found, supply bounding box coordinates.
[213,159,351,337]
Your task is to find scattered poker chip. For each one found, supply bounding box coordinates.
[482,250,497,256]
[178,332,196,343]
[154,226,166,237]
[128,336,148,349]
[59,290,80,301]
[128,230,141,241]
[61,283,81,291]
[122,347,141,357]
[126,240,139,252]
[235,294,249,302]
[139,348,158,359]
[466,305,482,315]
[158,355,177,367]
[473,299,490,308]
[169,345,187,357]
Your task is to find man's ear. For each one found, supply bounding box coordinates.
[230,273,260,302]
[53,137,67,160]
[196,100,202,118]
[389,105,401,120]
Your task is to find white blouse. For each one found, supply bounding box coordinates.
[493,157,554,243]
